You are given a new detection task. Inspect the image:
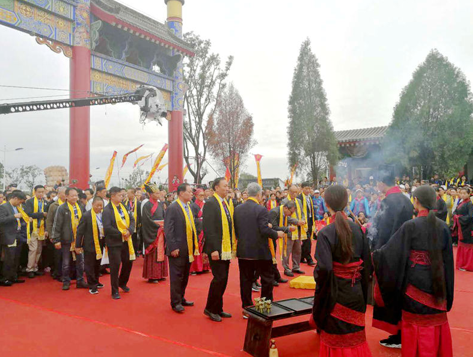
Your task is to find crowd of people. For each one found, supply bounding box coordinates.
[0,168,464,357]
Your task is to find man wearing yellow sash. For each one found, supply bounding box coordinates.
[24,185,48,278]
[46,187,66,281]
[164,183,199,313]
[52,188,87,291]
[268,201,298,286]
[234,183,283,310]
[280,185,306,277]
[203,178,235,322]
[298,182,317,267]
[124,188,142,256]
[0,190,27,286]
[102,187,136,300]
[76,196,105,295]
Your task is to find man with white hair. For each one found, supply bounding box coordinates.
[234,183,283,312]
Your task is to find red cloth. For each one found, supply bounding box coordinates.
[190,199,210,273]
[386,186,402,197]
[319,340,372,357]
[401,313,453,357]
[456,242,473,271]
[143,252,168,280]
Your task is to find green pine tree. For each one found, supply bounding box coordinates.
[287,39,338,184]
[384,49,473,178]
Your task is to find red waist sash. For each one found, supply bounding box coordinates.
[402,310,447,327]
[145,227,165,262]
[330,303,365,326]
[409,250,431,267]
[405,284,447,311]
[333,260,363,287]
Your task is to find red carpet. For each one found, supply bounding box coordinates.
[0,247,472,357]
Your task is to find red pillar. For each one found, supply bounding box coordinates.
[69,46,91,189]
[168,111,183,186]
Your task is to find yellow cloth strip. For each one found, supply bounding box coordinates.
[288,196,307,240]
[111,203,135,261]
[176,200,200,263]
[302,193,316,240]
[279,205,288,258]
[91,209,103,260]
[18,205,30,242]
[213,193,235,260]
[33,197,45,239]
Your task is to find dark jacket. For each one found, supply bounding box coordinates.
[76,210,103,253]
[164,200,194,256]
[103,203,135,248]
[203,196,233,255]
[124,198,142,231]
[435,197,448,222]
[52,203,85,244]
[0,203,21,246]
[234,200,279,260]
[268,206,299,234]
[24,197,46,233]
[46,201,60,234]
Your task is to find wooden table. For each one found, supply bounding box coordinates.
[243,297,315,357]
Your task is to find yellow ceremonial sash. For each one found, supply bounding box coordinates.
[288,196,307,240]
[270,200,277,209]
[213,193,236,260]
[249,197,276,264]
[125,198,138,233]
[17,205,30,242]
[302,193,316,240]
[33,197,45,238]
[67,202,82,260]
[58,198,64,205]
[279,205,288,258]
[111,203,136,260]
[91,209,103,260]
[176,200,200,263]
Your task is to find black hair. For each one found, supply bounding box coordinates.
[301,182,311,188]
[65,187,77,196]
[177,183,190,196]
[325,185,353,264]
[10,190,26,200]
[212,177,226,191]
[92,196,104,203]
[109,187,121,196]
[377,165,395,186]
[283,200,296,209]
[96,187,107,193]
[34,185,45,191]
[78,192,87,200]
[85,188,94,195]
[413,185,446,302]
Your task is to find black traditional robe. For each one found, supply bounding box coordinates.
[435,197,448,222]
[312,219,372,351]
[141,200,165,248]
[367,186,413,334]
[373,212,454,356]
[453,199,473,271]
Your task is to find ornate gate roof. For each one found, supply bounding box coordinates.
[335,126,388,146]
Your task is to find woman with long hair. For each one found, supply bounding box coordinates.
[312,185,372,357]
[452,187,473,271]
[373,185,454,356]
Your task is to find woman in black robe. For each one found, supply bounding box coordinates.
[373,185,454,357]
[141,184,168,283]
[312,185,372,357]
[453,187,473,271]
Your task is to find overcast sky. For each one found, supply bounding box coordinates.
[1,0,472,186]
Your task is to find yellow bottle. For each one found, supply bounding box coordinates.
[269,339,278,357]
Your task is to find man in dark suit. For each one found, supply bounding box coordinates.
[103,187,135,300]
[268,201,298,286]
[234,183,283,310]
[52,188,87,291]
[164,183,197,313]
[124,188,142,256]
[76,196,105,295]
[203,178,234,322]
[46,187,66,281]
[298,182,316,266]
[0,190,27,286]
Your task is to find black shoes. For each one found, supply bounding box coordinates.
[277,278,289,283]
[97,283,104,289]
[204,309,222,322]
[0,280,13,287]
[89,288,99,295]
[76,280,89,289]
[35,271,45,276]
[380,334,402,349]
[148,279,159,284]
[219,312,232,318]
[307,261,316,267]
[273,281,279,287]
[13,279,25,284]
[173,304,185,313]
[284,270,294,277]
[252,283,260,292]
[292,269,306,274]
[28,272,35,279]
[62,282,70,291]
[112,292,121,300]
[182,299,194,307]
[119,285,130,293]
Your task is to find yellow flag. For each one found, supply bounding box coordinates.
[104,151,117,188]
[133,153,153,168]
[183,164,189,177]
[143,144,168,186]
[121,144,144,168]
[254,154,263,187]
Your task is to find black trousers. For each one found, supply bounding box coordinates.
[53,247,62,278]
[108,243,133,295]
[301,226,314,263]
[132,232,140,254]
[168,254,191,307]
[1,245,17,281]
[238,259,274,308]
[84,250,101,289]
[205,259,230,314]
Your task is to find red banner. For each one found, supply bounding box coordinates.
[121,144,144,168]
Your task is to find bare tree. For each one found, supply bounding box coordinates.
[208,83,256,188]
[183,32,233,184]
